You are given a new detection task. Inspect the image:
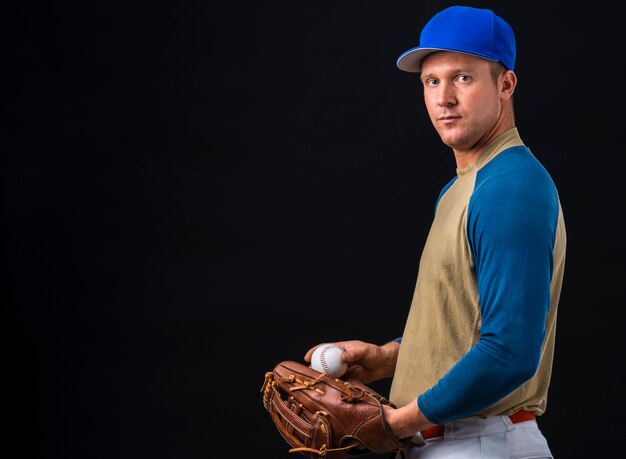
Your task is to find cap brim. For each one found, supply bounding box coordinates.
[396,47,442,73]
[396,46,500,73]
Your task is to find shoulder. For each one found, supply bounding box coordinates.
[473,146,559,207]
[468,146,561,237]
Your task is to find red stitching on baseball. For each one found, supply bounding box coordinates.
[320,345,342,376]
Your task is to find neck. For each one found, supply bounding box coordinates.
[453,115,515,170]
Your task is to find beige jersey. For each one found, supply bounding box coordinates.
[389,129,566,424]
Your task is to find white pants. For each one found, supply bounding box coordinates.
[398,415,553,459]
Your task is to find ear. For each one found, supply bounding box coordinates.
[500,70,517,100]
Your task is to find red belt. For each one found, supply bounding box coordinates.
[420,410,536,440]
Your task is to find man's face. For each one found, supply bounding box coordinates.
[420,51,504,152]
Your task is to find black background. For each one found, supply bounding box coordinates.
[4,1,625,458]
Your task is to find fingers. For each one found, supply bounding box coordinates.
[304,340,356,363]
[343,363,365,380]
[303,346,317,362]
[303,340,384,383]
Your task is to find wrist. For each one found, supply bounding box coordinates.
[386,400,435,439]
[378,341,400,378]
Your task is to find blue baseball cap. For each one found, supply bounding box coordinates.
[396,6,516,73]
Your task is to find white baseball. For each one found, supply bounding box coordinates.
[310,343,347,378]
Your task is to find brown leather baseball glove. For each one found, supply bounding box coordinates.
[261,360,411,459]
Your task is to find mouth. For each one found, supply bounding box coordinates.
[438,115,461,124]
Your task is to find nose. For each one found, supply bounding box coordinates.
[436,81,456,107]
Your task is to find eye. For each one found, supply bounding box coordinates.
[424,78,439,87]
[457,74,471,83]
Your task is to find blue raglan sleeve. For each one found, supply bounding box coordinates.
[416,149,560,425]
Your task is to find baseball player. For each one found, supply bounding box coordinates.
[306,6,566,458]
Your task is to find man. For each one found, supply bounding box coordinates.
[305,6,566,458]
